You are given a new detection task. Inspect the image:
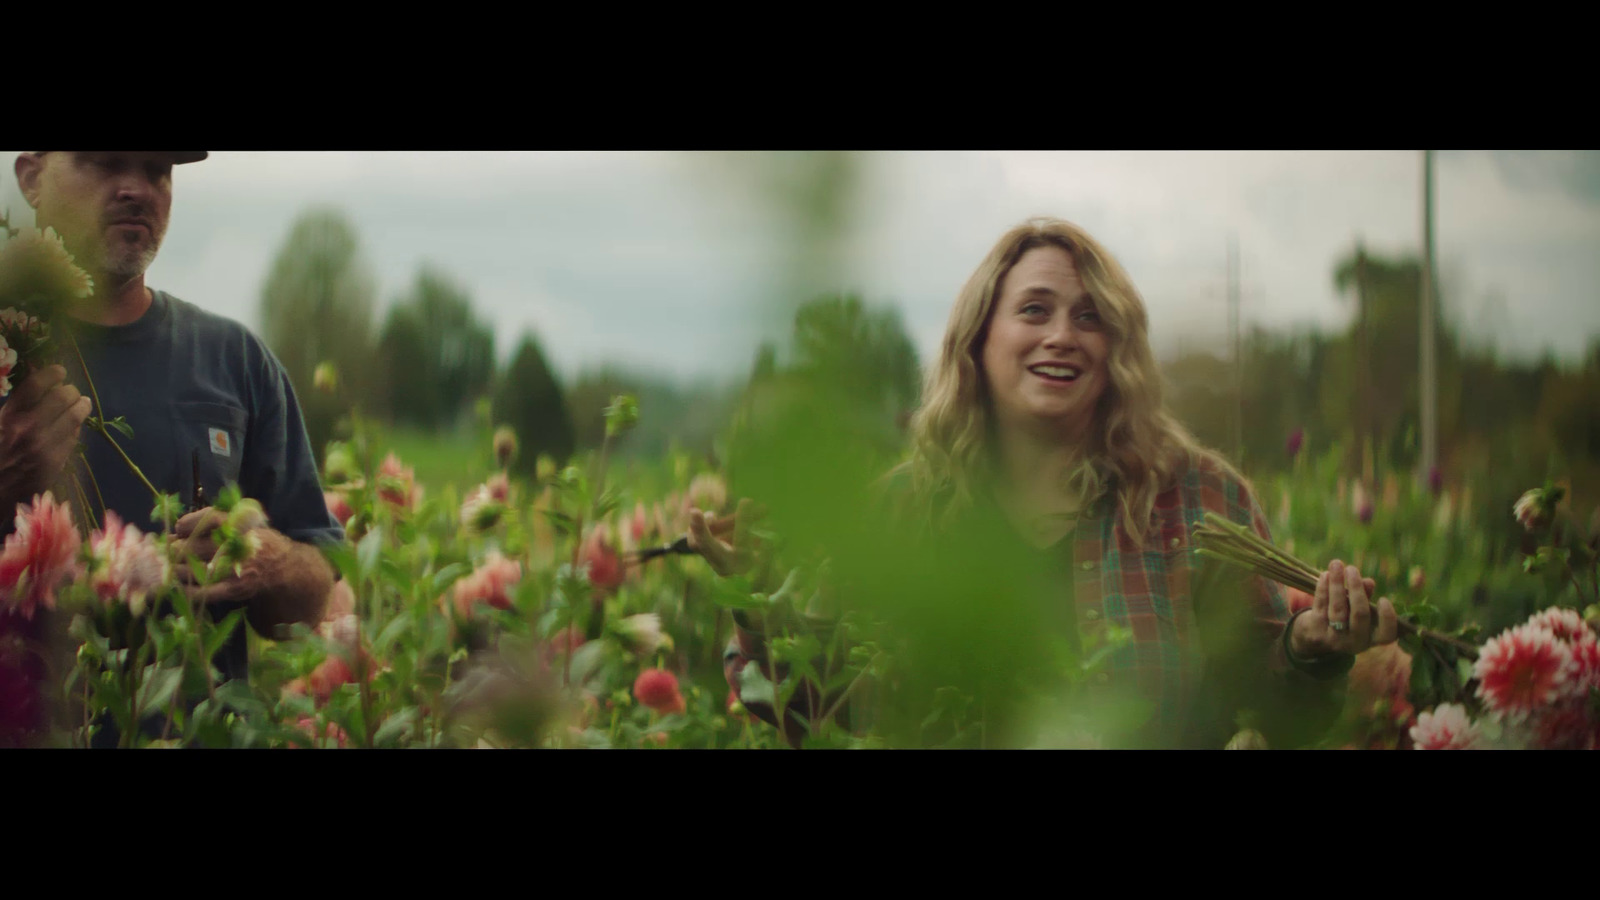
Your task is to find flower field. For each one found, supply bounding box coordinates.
[2,388,1597,749]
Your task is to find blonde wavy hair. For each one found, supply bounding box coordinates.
[898,217,1204,547]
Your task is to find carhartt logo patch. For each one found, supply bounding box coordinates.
[209,428,230,456]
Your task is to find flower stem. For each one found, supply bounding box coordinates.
[1194,513,1481,660]
[819,655,875,725]
[66,332,161,504]
[77,448,107,529]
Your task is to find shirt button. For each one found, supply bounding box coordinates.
[1170,536,1181,548]
[1084,609,1101,621]
[1080,561,1094,571]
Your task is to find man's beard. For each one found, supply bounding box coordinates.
[100,239,161,282]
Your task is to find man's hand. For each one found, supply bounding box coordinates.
[0,365,93,509]
[170,506,333,636]
[169,506,236,570]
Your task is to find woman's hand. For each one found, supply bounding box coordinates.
[1289,559,1398,659]
[686,498,764,578]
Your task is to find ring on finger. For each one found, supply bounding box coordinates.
[1329,620,1347,633]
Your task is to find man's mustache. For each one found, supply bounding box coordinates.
[105,204,154,226]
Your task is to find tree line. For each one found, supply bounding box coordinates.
[254,208,924,479]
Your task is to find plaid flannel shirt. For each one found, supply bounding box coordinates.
[727,450,1345,748]
[1066,450,1303,747]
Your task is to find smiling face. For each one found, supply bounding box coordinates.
[17,151,175,283]
[979,244,1110,442]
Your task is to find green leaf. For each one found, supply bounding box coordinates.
[203,608,247,661]
[375,614,410,652]
[709,575,769,610]
[540,509,577,537]
[429,562,470,597]
[1457,657,1476,687]
[107,416,135,440]
[373,707,419,746]
[213,483,242,513]
[356,527,383,583]
[136,666,183,713]
[214,678,267,719]
[823,668,859,695]
[1409,653,1436,703]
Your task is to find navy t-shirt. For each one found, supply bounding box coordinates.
[4,289,341,685]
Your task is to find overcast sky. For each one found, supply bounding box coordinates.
[5,150,1597,383]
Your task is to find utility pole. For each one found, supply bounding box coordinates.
[1419,149,1438,485]
[1229,234,1242,461]
[1356,240,1372,483]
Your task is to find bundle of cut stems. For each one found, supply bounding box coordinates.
[1193,512,1479,660]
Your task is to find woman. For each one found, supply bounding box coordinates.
[693,217,1398,748]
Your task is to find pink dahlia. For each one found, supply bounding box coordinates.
[631,501,649,543]
[1474,623,1576,720]
[539,625,586,669]
[633,668,686,715]
[1524,607,1600,696]
[306,655,355,705]
[1409,704,1482,750]
[579,526,624,595]
[86,510,170,617]
[1526,606,1594,645]
[324,491,353,528]
[452,551,523,618]
[0,336,15,398]
[293,716,349,749]
[0,493,81,620]
[376,453,420,511]
[459,484,506,534]
[1526,700,1599,751]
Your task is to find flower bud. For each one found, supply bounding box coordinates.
[687,473,728,515]
[1353,483,1374,525]
[227,498,267,533]
[493,426,518,468]
[1224,729,1269,750]
[604,394,640,438]
[612,613,669,658]
[313,362,338,395]
[459,485,506,534]
[1286,428,1304,459]
[1408,566,1426,592]
[1513,487,1562,534]
[486,472,511,504]
[324,443,359,486]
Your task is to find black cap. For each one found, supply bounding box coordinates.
[34,151,208,164]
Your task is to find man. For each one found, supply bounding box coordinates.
[2,151,341,742]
